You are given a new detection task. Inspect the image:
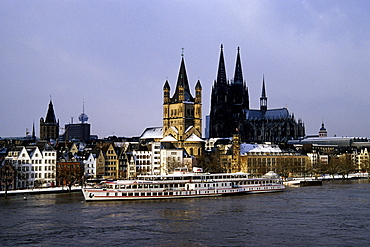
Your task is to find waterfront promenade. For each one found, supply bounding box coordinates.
[0,186,83,196]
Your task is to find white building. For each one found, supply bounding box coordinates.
[160,149,184,175]
[5,145,57,189]
[133,150,152,175]
[83,152,97,179]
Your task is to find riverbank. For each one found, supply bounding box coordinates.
[0,186,84,197]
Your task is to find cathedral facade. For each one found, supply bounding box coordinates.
[209,45,305,143]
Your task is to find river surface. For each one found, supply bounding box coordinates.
[1,180,370,246]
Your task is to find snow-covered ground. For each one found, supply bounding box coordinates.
[0,186,84,196]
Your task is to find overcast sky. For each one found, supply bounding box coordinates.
[1,0,369,139]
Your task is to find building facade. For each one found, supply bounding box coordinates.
[40,99,59,141]
[162,55,204,157]
[209,45,305,143]
[4,145,57,189]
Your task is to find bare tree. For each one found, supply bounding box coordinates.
[1,161,16,199]
[56,162,84,192]
[337,154,356,179]
[196,152,223,173]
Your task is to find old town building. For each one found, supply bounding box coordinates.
[40,99,59,141]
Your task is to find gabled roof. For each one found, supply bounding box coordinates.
[240,143,282,155]
[140,127,163,139]
[185,134,204,142]
[245,108,290,120]
[161,135,178,142]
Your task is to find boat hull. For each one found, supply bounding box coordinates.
[82,172,285,201]
[82,185,285,201]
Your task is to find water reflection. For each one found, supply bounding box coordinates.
[1,180,369,246]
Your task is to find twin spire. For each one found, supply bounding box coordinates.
[216,45,244,85]
[216,44,267,111]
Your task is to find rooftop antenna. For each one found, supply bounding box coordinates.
[79,99,89,124]
[181,47,184,57]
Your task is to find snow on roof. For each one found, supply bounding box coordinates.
[240,143,282,155]
[161,135,178,142]
[185,125,193,133]
[140,127,163,139]
[185,134,204,142]
[245,108,290,120]
[171,126,179,134]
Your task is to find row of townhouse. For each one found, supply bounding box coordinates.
[1,140,191,189]
[4,143,57,189]
[55,140,191,181]
[81,141,188,180]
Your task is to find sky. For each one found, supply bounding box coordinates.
[1,0,369,139]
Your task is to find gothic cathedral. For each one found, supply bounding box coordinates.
[210,45,305,143]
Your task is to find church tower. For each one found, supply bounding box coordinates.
[319,122,327,137]
[210,44,231,138]
[230,47,249,129]
[40,99,59,141]
[163,53,203,156]
[210,45,249,139]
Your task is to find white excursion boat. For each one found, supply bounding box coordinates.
[82,171,285,201]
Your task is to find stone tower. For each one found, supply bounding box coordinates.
[40,99,59,140]
[210,45,249,138]
[162,54,203,156]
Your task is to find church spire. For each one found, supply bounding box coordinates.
[233,47,243,84]
[172,54,193,103]
[216,44,227,85]
[260,75,267,113]
[32,121,36,139]
[45,98,57,123]
[261,75,266,97]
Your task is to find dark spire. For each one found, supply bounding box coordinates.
[172,56,194,102]
[261,75,266,98]
[233,47,243,84]
[195,79,202,89]
[260,75,267,113]
[216,44,227,85]
[163,80,170,90]
[45,99,57,123]
[32,121,36,139]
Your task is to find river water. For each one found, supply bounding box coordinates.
[1,180,369,246]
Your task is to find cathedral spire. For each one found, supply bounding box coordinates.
[216,44,227,85]
[261,75,266,97]
[233,47,243,84]
[260,75,267,113]
[32,121,36,139]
